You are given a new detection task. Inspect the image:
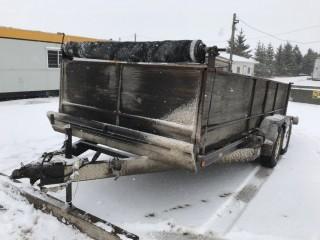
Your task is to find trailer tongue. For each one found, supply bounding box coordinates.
[10,40,298,239]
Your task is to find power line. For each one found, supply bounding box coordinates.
[247,25,320,41]
[276,25,320,36]
[239,18,299,43]
[238,17,320,45]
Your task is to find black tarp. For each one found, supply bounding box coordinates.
[63,40,206,63]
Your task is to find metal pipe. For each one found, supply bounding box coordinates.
[66,183,72,206]
[61,101,193,137]
[206,108,285,131]
[119,157,174,176]
[65,157,175,182]
[64,125,72,159]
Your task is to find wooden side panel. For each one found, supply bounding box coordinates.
[207,73,253,125]
[202,71,289,152]
[121,65,201,120]
[251,80,267,115]
[205,121,247,149]
[61,60,119,124]
[59,60,203,143]
[58,59,290,155]
[265,82,277,112]
[275,83,288,110]
[120,65,202,141]
[203,73,253,150]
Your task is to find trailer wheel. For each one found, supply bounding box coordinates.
[280,121,292,155]
[260,128,284,168]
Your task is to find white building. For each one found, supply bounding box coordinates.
[217,52,259,76]
[0,27,99,100]
[312,57,320,81]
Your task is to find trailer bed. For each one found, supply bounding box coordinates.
[49,54,290,171]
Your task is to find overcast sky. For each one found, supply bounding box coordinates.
[1,0,320,54]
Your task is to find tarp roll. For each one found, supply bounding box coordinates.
[63,40,206,63]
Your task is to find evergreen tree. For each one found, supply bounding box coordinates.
[265,43,275,76]
[274,45,284,76]
[254,42,267,76]
[282,42,295,76]
[254,42,275,77]
[228,29,252,58]
[292,45,303,75]
[301,49,318,75]
[261,43,318,77]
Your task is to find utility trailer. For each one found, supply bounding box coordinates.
[313,57,320,81]
[11,40,298,239]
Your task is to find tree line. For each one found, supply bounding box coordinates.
[227,30,319,77]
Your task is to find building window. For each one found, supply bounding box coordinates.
[47,50,62,68]
[248,67,251,75]
[237,66,240,74]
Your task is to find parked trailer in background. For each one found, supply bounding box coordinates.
[290,86,320,105]
[12,40,298,199]
[312,57,320,81]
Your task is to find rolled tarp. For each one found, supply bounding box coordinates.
[62,40,206,63]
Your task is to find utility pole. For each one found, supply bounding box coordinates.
[134,33,136,42]
[229,13,239,72]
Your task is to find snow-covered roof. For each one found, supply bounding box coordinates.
[219,52,259,64]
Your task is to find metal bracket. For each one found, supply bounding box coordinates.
[207,46,226,68]
[198,137,248,167]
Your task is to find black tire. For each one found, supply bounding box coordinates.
[260,128,284,168]
[280,121,292,155]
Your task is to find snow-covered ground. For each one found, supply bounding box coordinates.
[0,97,320,240]
[0,177,90,240]
[225,102,320,240]
[0,98,89,240]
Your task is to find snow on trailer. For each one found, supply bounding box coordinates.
[8,40,298,239]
